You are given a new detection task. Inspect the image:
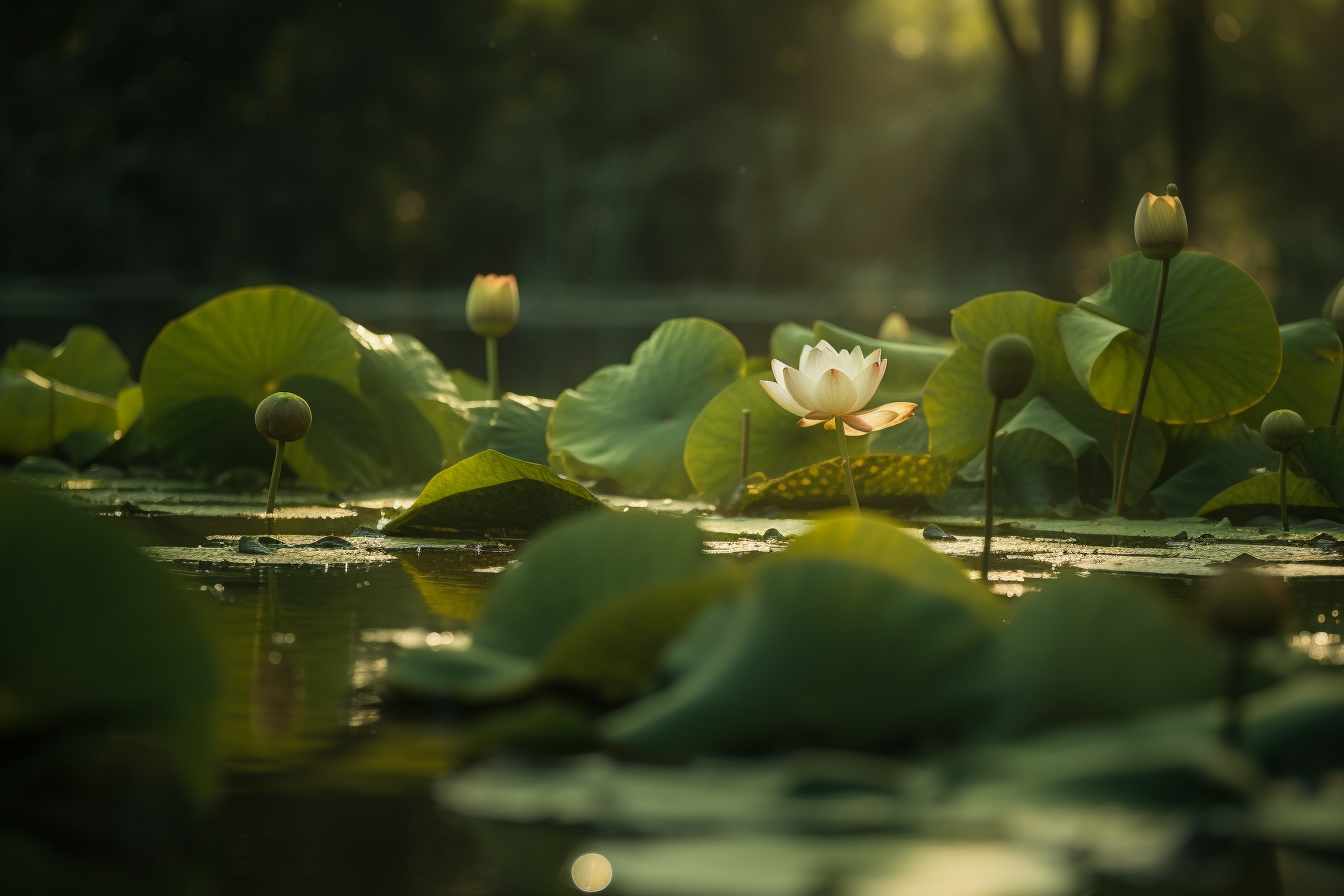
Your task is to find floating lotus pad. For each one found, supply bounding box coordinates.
[741,453,959,511]
[383,449,605,537]
[141,285,387,489]
[684,375,863,499]
[548,317,746,496]
[1059,251,1281,423]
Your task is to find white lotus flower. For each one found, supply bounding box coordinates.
[760,341,917,435]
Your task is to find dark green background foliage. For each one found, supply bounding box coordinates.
[4,0,1344,318]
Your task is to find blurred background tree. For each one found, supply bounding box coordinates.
[2,0,1342,324]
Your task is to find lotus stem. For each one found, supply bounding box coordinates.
[1332,364,1344,427]
[265,440,286,517]
[1278,451,1289,533]
[485,335,500,400]
[1110,411,1120,506]
[47,378,57,456]
[982,396,1002,582]
[1114,256,1170,517]
[739,409,751,484]
[834,421,860,514]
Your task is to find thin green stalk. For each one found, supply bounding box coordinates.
[982,397,1002,581]
[1278,451,1289,533]
[1332,364,1344,427]
[485,335,500,400]
[1114,257,1171,517]
[265,441,286,516]
[834,421,860,514]
[739,409,751,484]
[1110,411,1119,506]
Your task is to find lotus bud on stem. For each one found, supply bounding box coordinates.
[255,392,313,517]
[981,334,1035,581]
[1115,184,1187,517]
[1260,409,1306,532]
[1202,570,1287,746]
[1329,288,1344,426]
[466,274,520,400]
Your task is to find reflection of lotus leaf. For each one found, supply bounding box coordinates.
[548,317,745,496]
[142,285,388,489]
[384,450,605,537]
[925,291,1164,506]
[685,376,862,499]
[741,453,958,512]
[1059,251,1280,423]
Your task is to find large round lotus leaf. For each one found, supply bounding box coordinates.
[0,326,132,458]
[812,320,951,402]
[0,481,216,802]
[460,395,554,466]
[1291,426,1344,507]
[781,516,1000,624]
[473,511,721,660]
[991,576,1227,739]
[1150,425,1278,517]
[347,322,470,481]
[959,396,1095,515]
[1236,319,1342,431]
[141,285,387,489]
[547,318,745,496]
[1059,251,1281,423]
[1197,471,1336,521]
[684,376,865,498]
[768,321,815,369]
[603,558,997,756]
[924,291,1166,502]
[383,449,605,537]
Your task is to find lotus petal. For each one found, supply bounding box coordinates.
[781,366,820,411]
[847,358,886,413]
[760,378,809,417]
[844,401,918,433]
[812,368,859,417]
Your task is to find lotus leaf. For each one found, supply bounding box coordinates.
[0,481,216,802]
[1236,319,1342,430]
[1150,425,1278,517]
[1197,471,1336,521]
[603,558,997,755]
[924,291,1165,505]
[741,453,959,512]
[447,369,492,401]
[347,323,471,481]
[382,449,605,537]
[0,326,132,458]
[684,376,864,499]
[384,513,717,701]
[1059,251,1280,423]
[868,407,929,454]
[141,285,388,489]
[1290,426,1344,507]
[548,317,745,496]
[781,516,1001,623]
[460,394,554,465]
[812,320,952,402]
[959,396,1096,515]
[991,576,1227,738]
[768,322,815,368]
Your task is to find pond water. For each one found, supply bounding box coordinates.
[107,501,1344,896]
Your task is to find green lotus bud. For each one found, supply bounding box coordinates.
[878,312,910,343]
[465,274,520,338]
[1203,570,1287,640]
[255,392,312,442]
[983,334,1035,400]
[1260,409,1305,454]
[1133,184,1188,260]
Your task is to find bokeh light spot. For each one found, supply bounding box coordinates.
[571,853,612,892]
[394,190,426,222]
